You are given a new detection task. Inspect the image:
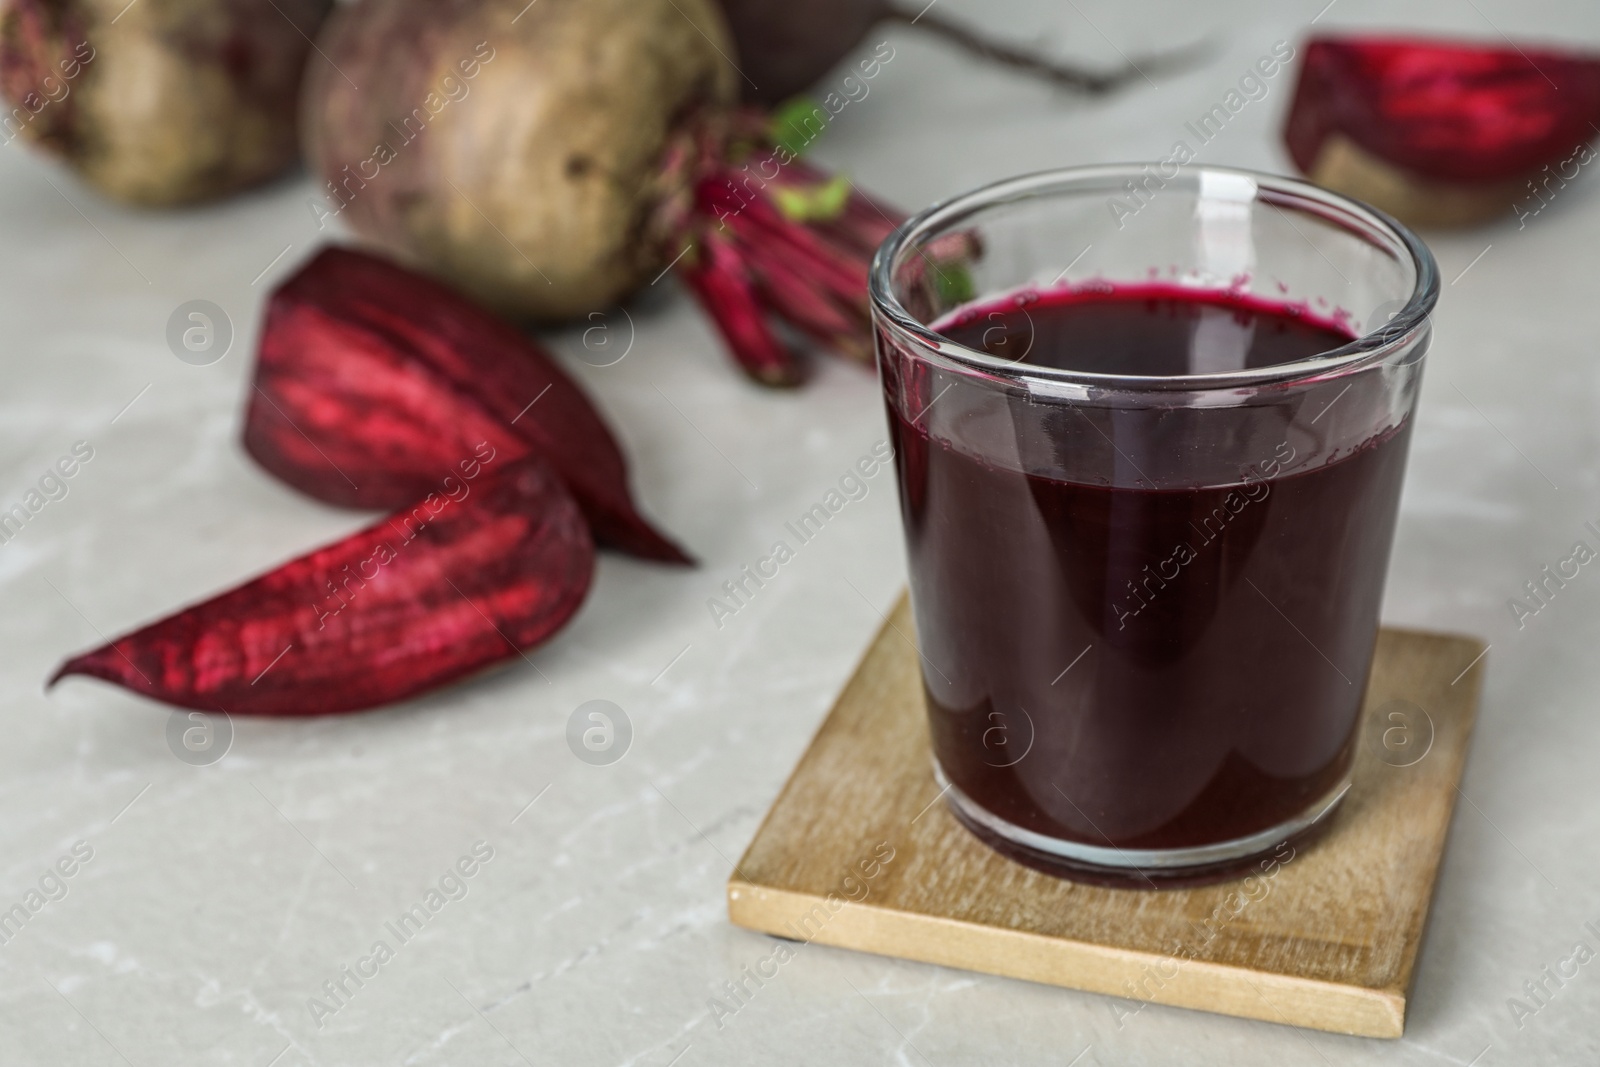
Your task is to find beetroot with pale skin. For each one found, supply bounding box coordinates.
[0,0,332,205]
[1284,36,1600,227]
[304,0,738,320]
[49,455,594,716]
[245,246,693,564]
[303,0,912,384]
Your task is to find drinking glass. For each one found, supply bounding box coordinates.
[869,165,1438,885]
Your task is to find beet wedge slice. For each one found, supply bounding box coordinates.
[244,246,691,564]
[48,456,594,715]
[1284,36,1600,226]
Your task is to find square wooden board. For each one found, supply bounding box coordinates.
[728,593,1486,1038]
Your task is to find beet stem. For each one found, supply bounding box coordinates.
[883,6,1211,94]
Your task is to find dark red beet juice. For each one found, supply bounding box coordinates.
[891,286,1411,879]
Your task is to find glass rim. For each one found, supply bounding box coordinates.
[868,163,1441,393]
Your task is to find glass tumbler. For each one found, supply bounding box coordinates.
[869,165,1438,885]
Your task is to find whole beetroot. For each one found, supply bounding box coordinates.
[0,0,332,205]
[304,0,922,386]
[716,0,1205,106]
[717,0,882,106]
[304,0,738,320]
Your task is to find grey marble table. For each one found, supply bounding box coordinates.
[3,0,1597,1062]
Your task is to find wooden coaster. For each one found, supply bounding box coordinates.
[728,592,1486,1038]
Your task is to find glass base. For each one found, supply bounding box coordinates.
[934,762,1350,889]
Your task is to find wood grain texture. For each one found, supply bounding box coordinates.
[728,592,1487,1038]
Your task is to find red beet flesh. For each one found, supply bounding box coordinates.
[49,456,594,716]
[1285,36,1600,183]
[244,247,691,564]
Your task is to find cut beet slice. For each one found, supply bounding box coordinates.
[48,456,594,715]
[1284,36,1600,226]
[244,246,691,563]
